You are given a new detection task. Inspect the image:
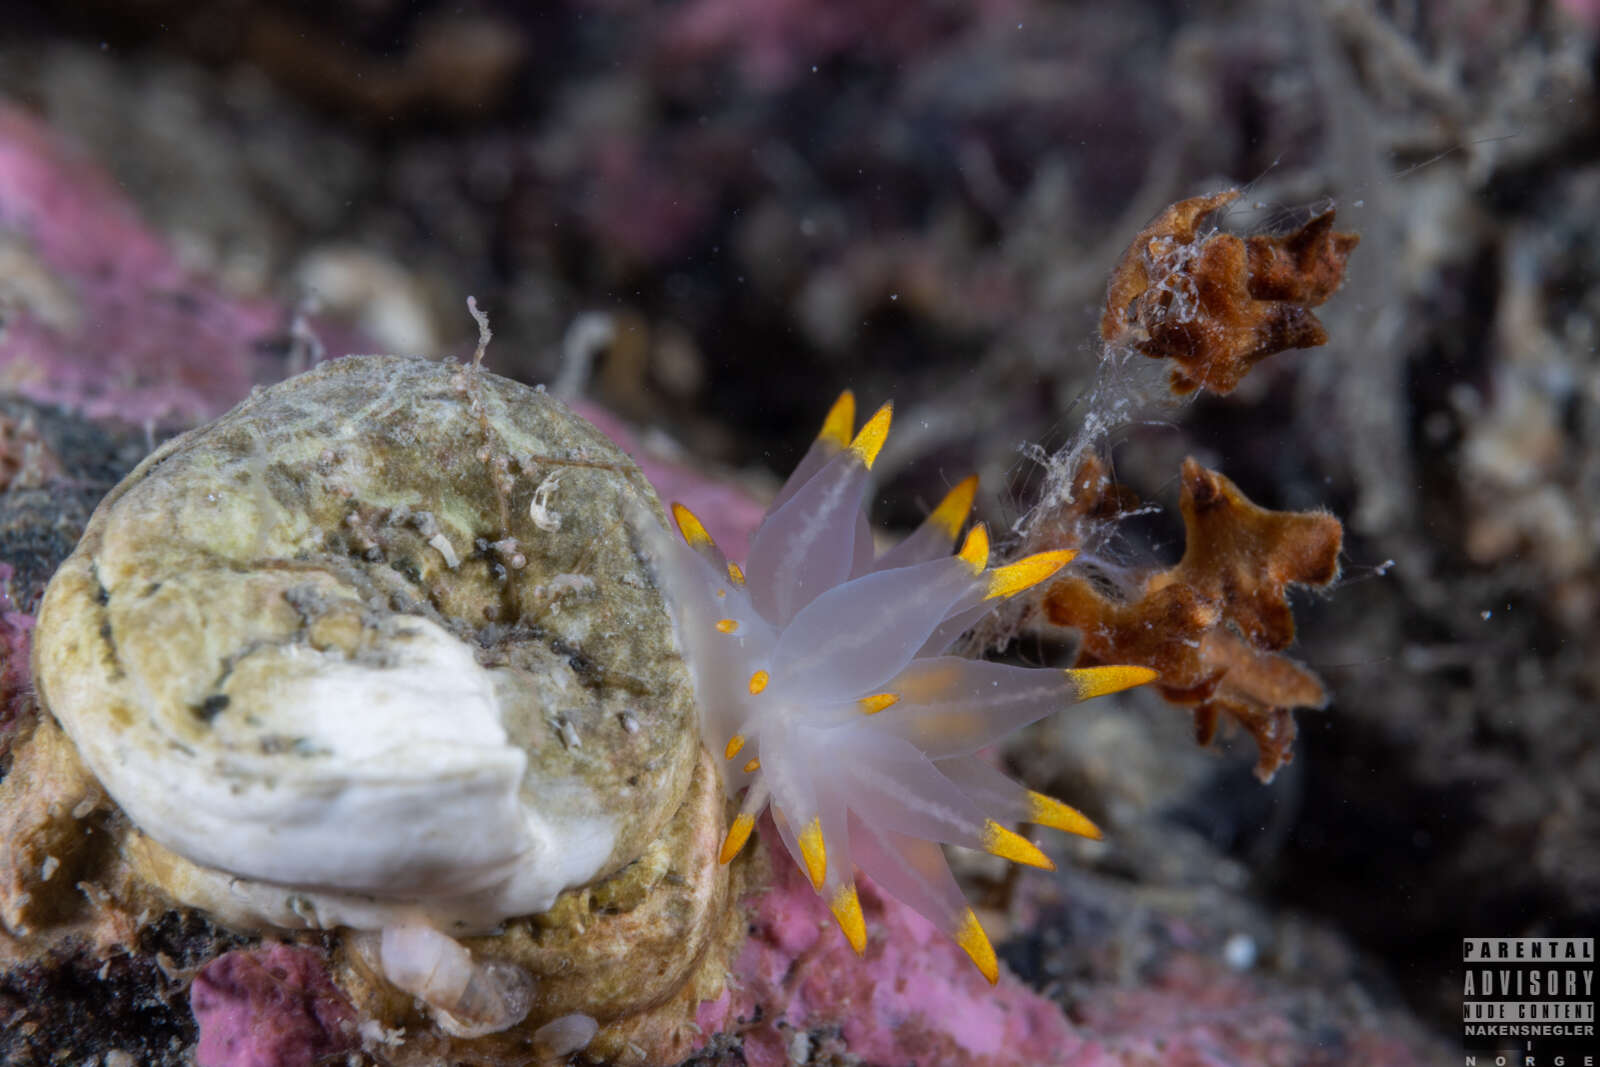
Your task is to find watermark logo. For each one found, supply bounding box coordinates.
[1463,938,1595,1065]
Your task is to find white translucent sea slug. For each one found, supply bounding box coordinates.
[659,393,1156,981]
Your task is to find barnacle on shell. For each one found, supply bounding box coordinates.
[658,392,1156,981]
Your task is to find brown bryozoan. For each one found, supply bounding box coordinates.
[1101,189,1360,396]
[1020,190,1357,780]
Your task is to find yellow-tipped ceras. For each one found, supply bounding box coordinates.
[658,392,1156,982]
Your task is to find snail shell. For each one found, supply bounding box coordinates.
[31,354,700,933]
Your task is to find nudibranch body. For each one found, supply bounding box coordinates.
[661,393,1156,981]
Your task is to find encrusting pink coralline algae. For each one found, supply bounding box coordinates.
[659,391,1155,980]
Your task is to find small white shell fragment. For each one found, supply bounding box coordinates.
[553,717,582,750]
[428,531,461,569]
[357,1019,406,1049]
[39,856,59,882]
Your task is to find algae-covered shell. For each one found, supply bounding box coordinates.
[31,354,700,933]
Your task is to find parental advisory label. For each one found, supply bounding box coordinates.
[1464,938,1596,1064]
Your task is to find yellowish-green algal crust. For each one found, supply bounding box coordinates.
[11,354,741,1060]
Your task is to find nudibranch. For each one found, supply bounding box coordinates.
[660,393,1156,982]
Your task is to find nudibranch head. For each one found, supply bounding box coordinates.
[660,392,1156,982]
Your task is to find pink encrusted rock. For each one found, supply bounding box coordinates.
[695,835,1446,1066]
[1066,950,1443,1066]
[0,105,283,426]
[190,945,357,1067]
[697,829,1083,1067]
